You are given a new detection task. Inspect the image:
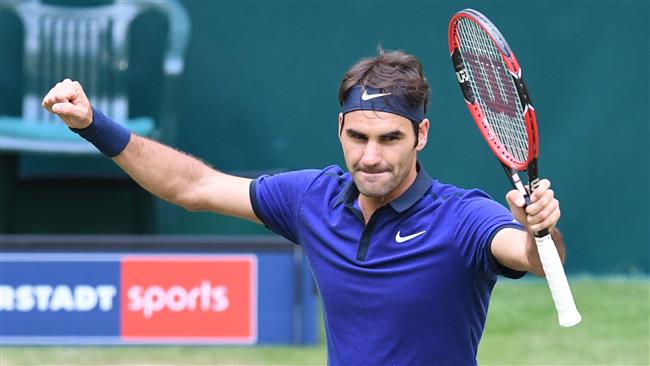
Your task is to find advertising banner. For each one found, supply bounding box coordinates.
[0,254,257,344]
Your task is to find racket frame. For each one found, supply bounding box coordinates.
[449,9,543,221]
[448,8,581,327]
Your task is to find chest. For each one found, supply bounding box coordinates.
[300,204,471,306]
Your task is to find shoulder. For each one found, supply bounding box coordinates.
[431,180,492,202]
[255,165,348,192]
[298,165,351,204]
[430,181,506,214]
[306,164,349,188]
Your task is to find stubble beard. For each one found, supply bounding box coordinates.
[353,169,407,200]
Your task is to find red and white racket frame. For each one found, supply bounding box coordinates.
[448,9,582,328]
[448,9,539,173]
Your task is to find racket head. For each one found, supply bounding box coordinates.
[448,9,539,171]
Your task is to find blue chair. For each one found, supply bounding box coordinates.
[0,0,190,154]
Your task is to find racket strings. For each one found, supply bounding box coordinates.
[456,18,529,164]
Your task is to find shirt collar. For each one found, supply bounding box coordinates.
[334,161,432,213]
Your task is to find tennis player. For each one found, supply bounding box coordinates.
[43,49,564,365]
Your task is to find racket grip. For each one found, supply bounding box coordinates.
[535,234,582,327]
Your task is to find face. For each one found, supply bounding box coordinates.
[339,110,429,201]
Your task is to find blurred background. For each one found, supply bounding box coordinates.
[0,0,648,365]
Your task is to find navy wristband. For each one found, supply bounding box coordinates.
[70,107,131,157]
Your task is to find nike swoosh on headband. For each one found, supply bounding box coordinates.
[361,90,392,101]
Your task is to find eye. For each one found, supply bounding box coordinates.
[380,134,402,142]
[348,131,367,141]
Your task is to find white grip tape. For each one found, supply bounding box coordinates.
[536,234,582,327]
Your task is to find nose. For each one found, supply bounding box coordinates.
[360,140,382,167]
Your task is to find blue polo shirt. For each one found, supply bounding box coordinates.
[250,163,525,365]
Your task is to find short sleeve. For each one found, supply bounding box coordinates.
[453,189,527,279]
[249,169,321,243]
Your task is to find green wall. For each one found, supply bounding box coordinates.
[1,1,648,274]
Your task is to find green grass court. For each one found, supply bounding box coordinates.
[2,278,648,365]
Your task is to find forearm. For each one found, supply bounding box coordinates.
[525,227,565,276]
[492,226,566,277]
[113,134,215,210]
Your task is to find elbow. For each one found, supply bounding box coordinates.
[172,191,205,212]
[181,202,203,212]
[525,253,548,277]
[168,172,216,213]
[179,196,207,212]
[530,267,545,278]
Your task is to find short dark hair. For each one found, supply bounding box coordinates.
[338,47,430,116]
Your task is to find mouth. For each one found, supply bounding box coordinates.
[358,170,388,180]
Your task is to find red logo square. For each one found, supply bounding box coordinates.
[120,255,257,343]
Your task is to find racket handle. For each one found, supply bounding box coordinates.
[535,234,582,327]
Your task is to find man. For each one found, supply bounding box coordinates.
[43,49,563,365]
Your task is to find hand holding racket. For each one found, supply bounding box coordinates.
[448,9,581,327]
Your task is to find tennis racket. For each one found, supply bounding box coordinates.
[448,9,581,327]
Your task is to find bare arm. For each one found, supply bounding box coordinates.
[114,135,259,222]
[42,79,261,223]
[491,179,564,276]
[492,226,564,276]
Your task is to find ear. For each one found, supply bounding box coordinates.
[415,119,430,151]
[338,113,344,138]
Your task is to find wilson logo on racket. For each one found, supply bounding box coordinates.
[463,53,519,119]
[455,69,469,83]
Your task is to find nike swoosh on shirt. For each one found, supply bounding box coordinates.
[395,230,427,243]
[361,90,392,100]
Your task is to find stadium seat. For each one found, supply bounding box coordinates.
[0,0,191,233]
[0,0,190,154]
